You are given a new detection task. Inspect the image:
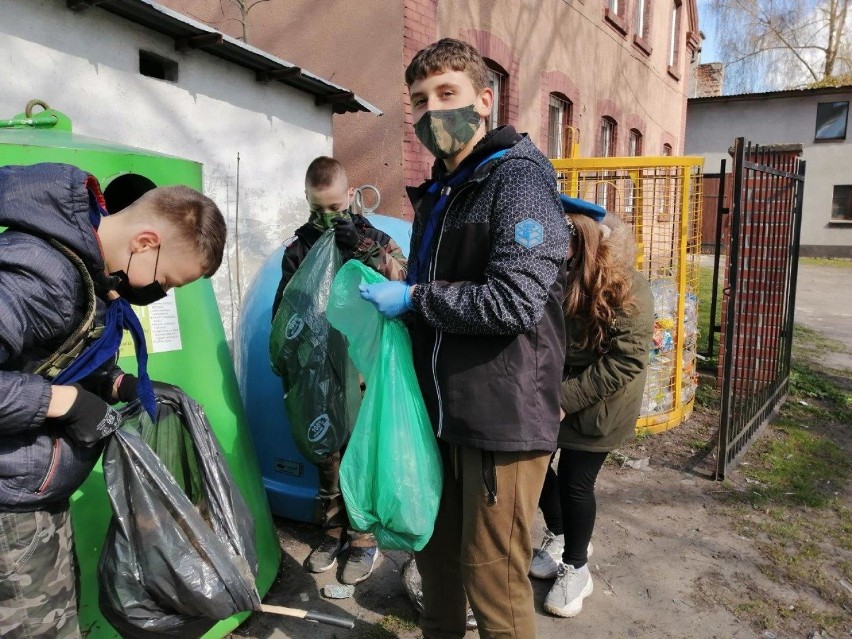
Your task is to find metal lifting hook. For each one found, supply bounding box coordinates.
[353,184,381,215]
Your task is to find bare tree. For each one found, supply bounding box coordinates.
[220,0,271,43]
[705,0,851,93]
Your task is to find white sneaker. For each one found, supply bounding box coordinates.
[544,563,593,618]
[530,531,594,580]
[402,557,477,630]
[529,529,563,579]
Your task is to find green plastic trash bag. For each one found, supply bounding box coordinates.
[270,230,361,464]
[327,261,442,551]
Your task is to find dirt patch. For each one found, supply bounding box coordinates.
[233,371,850,639]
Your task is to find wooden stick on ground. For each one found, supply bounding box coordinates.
[259,603,355,629]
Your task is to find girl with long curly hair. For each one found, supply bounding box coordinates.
[531,209,655,619]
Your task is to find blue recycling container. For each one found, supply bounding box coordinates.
[237,214,411,522]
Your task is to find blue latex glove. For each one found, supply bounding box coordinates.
[359,281,414,319]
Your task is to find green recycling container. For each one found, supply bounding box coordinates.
[0,105,280,638]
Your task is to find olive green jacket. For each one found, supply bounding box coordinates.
[558,271,654,452]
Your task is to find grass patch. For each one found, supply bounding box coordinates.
[793,324,850,359]
[693,571,850,637]
[732,418,849,508]
[724,331,850,509]
[799,257,852,268]
[789,324,852,422]
[694,378,720,410]
[359,613,419,638]
[697,265,722,363]
[709,316,852,637]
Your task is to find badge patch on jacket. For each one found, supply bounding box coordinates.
[514,219,544,249]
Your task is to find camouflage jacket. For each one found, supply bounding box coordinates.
[272,213,407,318]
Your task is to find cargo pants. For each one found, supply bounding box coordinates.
[0,506,80,639]
[415,443,550,638]
[315,450,375,548]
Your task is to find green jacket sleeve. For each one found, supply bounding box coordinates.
[560,283,654,414]
[354,236,408,282]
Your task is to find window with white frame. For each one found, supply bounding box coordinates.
[547,94,572,158]
[597,117,618,210]
[635,0,649,39]
[600,117,617,157]
[628,129,643,156]
[668,1,682,69]
[485,62,506,131]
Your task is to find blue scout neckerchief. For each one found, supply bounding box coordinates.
[53,298,157,420]
[407,149,509,285]
[53,182,158,420]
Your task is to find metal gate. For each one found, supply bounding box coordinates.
[714,138,806,478]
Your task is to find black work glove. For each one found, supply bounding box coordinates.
[117,375,184,406]
[61,384,121,446]
[333,217,359,253]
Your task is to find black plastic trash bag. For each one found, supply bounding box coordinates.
[269,230,361,463]
[98,392,260,639]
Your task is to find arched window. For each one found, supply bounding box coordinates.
[484,59,508,131]
[668,0,683,70]
[597,117,618,210]
[547,93,573,158]
[628,129,643,157]
[600,117,617,157]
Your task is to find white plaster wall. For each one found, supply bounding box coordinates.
[685,92,852,250]
[0,0,335,337]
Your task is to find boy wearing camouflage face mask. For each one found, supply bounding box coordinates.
[272,156,407,317]
[359,39,570,638]
[271,156,406,586]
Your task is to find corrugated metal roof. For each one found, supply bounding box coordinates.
[67,0,382,116]
[689,84,852,104]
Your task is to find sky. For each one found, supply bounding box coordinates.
[696,0,719,63]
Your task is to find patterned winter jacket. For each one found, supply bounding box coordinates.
[406,126,570,452]
[271,213,407,319]
[0,164,121,512]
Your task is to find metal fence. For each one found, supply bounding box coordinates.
[715,138,806,478]
[552,156,704,433]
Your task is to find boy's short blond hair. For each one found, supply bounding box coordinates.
[136,186,226,277]
[305,156,347,190]
[405,38,490,93]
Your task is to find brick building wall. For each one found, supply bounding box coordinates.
[694,63,725,98]
[538,70,581,153]
[402,0,438,214]
[160,0,701,223]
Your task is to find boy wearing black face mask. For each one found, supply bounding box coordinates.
[359,39,570,638]
[0,163,225,639]
[271,156,406,586]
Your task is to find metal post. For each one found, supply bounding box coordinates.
[784,160,806,376]
[716,138,745,480]
[706,159,727,359]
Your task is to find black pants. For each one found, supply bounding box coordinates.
[538,449,608,568]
